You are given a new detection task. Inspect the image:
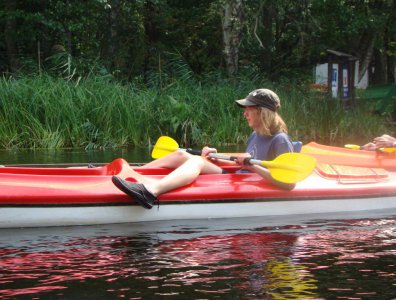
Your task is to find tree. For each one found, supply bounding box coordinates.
[0,0,395,83]
[4,0,20,72]
[219,0,244,76]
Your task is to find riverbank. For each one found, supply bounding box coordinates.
[0,74,389,150]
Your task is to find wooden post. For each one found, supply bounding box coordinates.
[327,55,333,97]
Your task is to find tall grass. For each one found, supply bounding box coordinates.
[0,74,390,150]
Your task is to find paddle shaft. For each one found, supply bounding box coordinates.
[184,148,202,156]
[152,135,317,183]
[208,153,300,172]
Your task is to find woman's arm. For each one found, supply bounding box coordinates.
[234,156,295,190]
[242,163,296,190]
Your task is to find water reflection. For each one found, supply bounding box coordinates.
[0,147,152,165]
[0,145,246,165]
[264,258,318,299]
[1,215,395,299]
[293,218,396,299]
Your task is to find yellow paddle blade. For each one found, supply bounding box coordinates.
[379,147,396,153]
[262,153,317,184]
[344,144,396,153]
[151,136,180,159]
[344,144,361,150]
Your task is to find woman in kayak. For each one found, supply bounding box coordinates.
[112,88,295,209]
[362,134,396,150]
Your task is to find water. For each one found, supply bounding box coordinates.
[0,145,246,166]
[1,213,396,299]
[1,149,396,299]
[0,148,151,165]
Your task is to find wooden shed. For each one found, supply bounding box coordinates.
[326,49,358,104]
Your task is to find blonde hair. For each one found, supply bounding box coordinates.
[256,107,288,136]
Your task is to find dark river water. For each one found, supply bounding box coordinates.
[1,214,396,299]
[0,147,152,166]
[1,149,396,299]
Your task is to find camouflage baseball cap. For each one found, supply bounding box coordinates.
[235,89,281,112]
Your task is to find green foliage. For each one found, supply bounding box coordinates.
[0,74,389,150]
[239,0,396,80]
[1,0,395,85]
[1,1,394,152]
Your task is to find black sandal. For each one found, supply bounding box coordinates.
[112,176,157,209]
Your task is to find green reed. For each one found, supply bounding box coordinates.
[0,74,389,150]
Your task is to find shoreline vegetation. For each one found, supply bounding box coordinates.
[0,74,390,151]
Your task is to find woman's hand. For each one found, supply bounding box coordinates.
[361,142,376,151]
[201,146,217,158]
[373,134,396,148]
[235,153,253,169]
[362,135,396,150]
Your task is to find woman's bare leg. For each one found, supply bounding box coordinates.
[130,151,193,186]
[142,151,193,169]
[144,156,223,196]
[126,150,223,196]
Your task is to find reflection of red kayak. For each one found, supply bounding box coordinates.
[0,229,298,298]
[158,232,297,264]
[1,141,396,228]
[294,217,396,261]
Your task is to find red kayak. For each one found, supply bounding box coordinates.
[1,143,396,228]
[302,142,396,171]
